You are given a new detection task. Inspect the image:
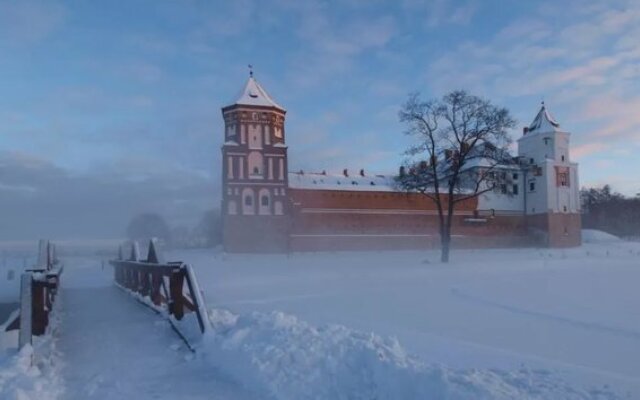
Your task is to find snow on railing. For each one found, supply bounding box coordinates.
[3,240,63,349]
[109,240,211,339]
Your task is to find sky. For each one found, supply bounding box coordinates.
[1,0,639,240]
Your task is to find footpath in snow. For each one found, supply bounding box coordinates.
[57,263,256,400]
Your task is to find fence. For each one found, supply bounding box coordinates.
[3,240,63,348]
[109,240,210,336]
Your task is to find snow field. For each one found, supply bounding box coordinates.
[203,308,620,400]
[168,237,640,399]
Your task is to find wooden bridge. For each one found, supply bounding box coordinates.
[2,240,253,400]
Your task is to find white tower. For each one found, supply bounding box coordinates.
[518,103,581,247]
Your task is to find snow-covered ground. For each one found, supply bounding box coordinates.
[167,237,640,399]
[2,234,638,399]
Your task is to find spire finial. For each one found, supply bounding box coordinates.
[248,64,253,78]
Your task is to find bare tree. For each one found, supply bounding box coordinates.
[397,90,516,262]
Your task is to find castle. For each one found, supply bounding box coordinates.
[221,74,581,252]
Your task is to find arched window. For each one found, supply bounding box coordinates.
[248,152,264,178]
[242,188,255,215]
[258,188,271,215]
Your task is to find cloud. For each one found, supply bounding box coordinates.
[572,142,608,159]
[402,0,477,28]
[0,0,66,46]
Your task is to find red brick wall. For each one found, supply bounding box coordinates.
[222,187,579,253]
[287,188,532,252]
[223,215,290,253]
[527,213,581,248]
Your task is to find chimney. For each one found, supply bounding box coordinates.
[419,160,428,171]
[343,168,348,177]
[359,169,365,177]
[321,170,327,175]
[523,127,529,135]
[399,166,406,177]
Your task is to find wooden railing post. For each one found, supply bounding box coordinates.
[151,271,163,306]
[169,269,184,320]
[31,280,47,335]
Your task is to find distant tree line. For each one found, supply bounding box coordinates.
[126,210,222,249]
[581,185,640,238]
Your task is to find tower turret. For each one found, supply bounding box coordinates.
[518,103,581,247]
[221,72,290,252]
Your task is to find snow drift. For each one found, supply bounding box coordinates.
[204,309,620,400]
[581,229,621,244]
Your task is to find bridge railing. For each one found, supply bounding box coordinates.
[109,240,210,335]
[3,240,64,349]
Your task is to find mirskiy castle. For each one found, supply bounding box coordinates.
[221,74,581,252]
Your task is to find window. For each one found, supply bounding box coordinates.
[529,158,534,164]
[563,206,567,212]
[561,155,565,162]
[558,172,568,186]
[258,189,271,215]
[242,188,255,215]
[512,173,518,180]
[248,151,264,177]
[500,184,507,194]
[513,184,519,195]
[529,181,536,192]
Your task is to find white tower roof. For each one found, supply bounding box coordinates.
[527,103,561,134]
[230,76,285,111]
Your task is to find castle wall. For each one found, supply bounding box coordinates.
[287,188,533,252]
[223,214,290,253]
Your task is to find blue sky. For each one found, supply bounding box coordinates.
[1,0,639,239]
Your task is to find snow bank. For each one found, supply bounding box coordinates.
[0,301,63,399]
[581,229,621,244]
[204,309,619,400]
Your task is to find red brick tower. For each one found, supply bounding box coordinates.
[221,71,290,252]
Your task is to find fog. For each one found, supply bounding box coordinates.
[0,151,220,241]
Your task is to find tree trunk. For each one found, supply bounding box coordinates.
[440,225,451,263]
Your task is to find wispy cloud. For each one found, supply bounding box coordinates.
[0,0,66,46]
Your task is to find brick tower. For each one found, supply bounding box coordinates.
[221,71,290,252]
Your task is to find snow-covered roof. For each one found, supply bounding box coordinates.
[288,171,397,192]
[229,76,285,111]
[527,103,561,134]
